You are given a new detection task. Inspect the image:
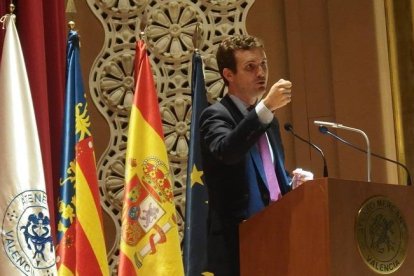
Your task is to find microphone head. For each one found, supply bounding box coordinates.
[318,125,329,134]
[284,123,293,132]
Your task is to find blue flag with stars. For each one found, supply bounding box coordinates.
[183,51,209,276]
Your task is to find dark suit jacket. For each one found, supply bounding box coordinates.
[199,94,291,276]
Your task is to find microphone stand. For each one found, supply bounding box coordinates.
[319,126,412,186]
[315,121,371,182]
[284,123,328,177]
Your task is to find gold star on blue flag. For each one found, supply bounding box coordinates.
[191,164,204,187]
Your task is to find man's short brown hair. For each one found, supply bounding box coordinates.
[216,35,264,85]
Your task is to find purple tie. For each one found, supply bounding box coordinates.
[258,134,282,201]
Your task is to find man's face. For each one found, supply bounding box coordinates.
[224,47,268,103]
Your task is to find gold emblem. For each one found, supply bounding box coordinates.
[355,196,408,274]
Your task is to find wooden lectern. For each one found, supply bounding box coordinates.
[239,178,414,275]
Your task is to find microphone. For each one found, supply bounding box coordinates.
[284,123,328,177]
[314,120,371,182]
[318,125,412,186]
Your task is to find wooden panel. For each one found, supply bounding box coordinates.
[240,179,330,275]
[240,178,414,275]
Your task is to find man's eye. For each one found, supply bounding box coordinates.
[245,64,255,71]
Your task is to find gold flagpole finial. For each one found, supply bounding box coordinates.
[9,3,15,14]
[138,10,148,40]
[68,21,75,30]
[192,23,202,53]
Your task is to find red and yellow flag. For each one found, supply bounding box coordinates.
[56,29,109,276]
[118,40,184,276]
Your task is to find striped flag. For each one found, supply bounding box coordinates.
[56,29,109,276]
[0,14,57,275]
[183,51,209,275]
[118,40,184,276]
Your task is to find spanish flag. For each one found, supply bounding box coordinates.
[56,29,109,276]
[118,40,184,276]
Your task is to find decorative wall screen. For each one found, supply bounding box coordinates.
[86,0,254,271]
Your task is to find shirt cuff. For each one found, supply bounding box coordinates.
[255,100,274,124]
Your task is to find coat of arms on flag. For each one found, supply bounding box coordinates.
[0,12,57,275]
[122,156,176,261]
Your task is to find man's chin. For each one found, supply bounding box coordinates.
[256,87,266,95]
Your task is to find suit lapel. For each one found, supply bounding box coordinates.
[221,95,269,188]
[220,95,244,123]
[249,145,268,189]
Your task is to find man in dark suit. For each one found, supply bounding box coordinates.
[200,35,310,275]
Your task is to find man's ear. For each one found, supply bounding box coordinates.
[223,68,233,84]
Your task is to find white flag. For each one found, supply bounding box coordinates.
[0,14,57,275]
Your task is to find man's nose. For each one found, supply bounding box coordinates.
[257,65,266,77]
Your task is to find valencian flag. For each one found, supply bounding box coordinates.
[183,51,209,275]
[56,29,109,275]
[0,14,57,275]
[118,40,184,276]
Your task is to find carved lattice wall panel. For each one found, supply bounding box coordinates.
[86,0,254,272]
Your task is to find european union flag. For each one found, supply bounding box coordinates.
[183,51,209,276]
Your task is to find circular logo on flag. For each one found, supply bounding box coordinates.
[1,190,56,275]
[355,196,408,274]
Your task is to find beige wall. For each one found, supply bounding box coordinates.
[248,0,398,184]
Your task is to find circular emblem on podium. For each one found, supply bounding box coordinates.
[355,196,408,274]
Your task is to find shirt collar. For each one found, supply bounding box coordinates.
[229,94,251,116]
